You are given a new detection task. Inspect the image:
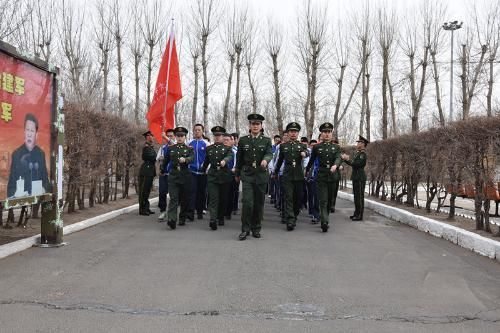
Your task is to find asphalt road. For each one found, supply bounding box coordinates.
[0,199,499,332]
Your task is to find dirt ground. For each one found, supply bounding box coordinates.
[0,193,153,246]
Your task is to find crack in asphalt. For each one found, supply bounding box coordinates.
[1,300,499,325]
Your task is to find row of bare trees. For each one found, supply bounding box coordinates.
[363,115,500,236]
[2,0,500,142]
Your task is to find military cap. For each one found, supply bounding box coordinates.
[247,113,265,122]
[142,130,153,137]
[319,122,334,132]
[211,126,226,135]
[173,126,189,135]
[356,135,369,145]
[285,122,301,132]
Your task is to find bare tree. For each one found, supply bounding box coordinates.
[354,3,372,138]
[220,9,237,129]
[459,3,491,121]
[297,0,328,139]
[429,4,447,127]
[141,0,164,111]
[0,0,30,41]
[191,0,219,135]
[23,0,56,62]
[128,3,144,124]
[187,25,201,129]
[377,5,397,139]
[265,18,285,136]
[228,4,249,134]
[484,2,500,117]
[93,0,113,115]
[60,0,88,104]
[245,17,259,114]
[401,0,444,132]
[331,20,362,134]
[111,0,128,118]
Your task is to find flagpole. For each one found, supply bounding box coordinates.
[163,18,175,132]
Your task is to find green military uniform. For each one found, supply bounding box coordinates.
[274,122,309,231]
[305,123,341,232]
[162,127,195,229]
[202,126,233,230]
[344,135,368,221]
[330,140,343,213]
[235,113,273,240]
[139,131,157,216]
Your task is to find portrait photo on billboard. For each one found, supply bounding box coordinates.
[0,50,53,201]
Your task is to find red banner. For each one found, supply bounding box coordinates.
[0,51,53,200]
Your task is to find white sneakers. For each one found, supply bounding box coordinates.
[158,212,166,220]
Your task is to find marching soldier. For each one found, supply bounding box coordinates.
[341,135,369,221]
[202,126,233,230]
[162,127,195,229]
[234,114,273,240]
[139,131,157,216]
[274,122,309,231]
[330,137,343,213]
[305,123,341,232]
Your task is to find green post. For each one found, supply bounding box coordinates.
[39,82,65,247]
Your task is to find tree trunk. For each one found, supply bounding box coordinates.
[192,55,200,129]
[234,49,242,134]
[334,65,346,133]
[431,51,445,127]
[365,73,371,141]
[387,75,397,136]
[201,35,209,136]
[307,48,319,140]
[146,43,154,110]
[487,57,494,117]
[246,63,257,113]
[381,51,389,139]
[134,53,140,124]
[272,54,284,136]
[102,51,109,113]
[117,36,124,117]
[222,55,234,129]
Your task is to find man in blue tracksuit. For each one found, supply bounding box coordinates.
[188,124,209,220]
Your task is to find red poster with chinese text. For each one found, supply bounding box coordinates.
[0,50,53,200]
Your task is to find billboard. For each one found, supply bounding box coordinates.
[0,50,54,201]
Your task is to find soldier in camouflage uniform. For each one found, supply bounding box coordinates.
[234,114,273,240]
[139,131,157,216]
[274,122,309,231]
[202,126,233,230]
[341,135,368,221]
[305,123,341,232]
[162,127,195,230]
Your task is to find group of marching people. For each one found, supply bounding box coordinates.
[138,113,368,240]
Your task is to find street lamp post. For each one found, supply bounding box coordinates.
[443,21,463,123]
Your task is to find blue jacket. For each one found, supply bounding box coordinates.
[161,145,172,174]
[188,139,208,174]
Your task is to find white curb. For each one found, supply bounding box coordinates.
[337,191,500,263]
[0,197,159,260]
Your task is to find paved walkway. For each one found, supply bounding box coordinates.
[0,199,499,332]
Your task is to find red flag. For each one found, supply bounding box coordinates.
[146,26,182,143]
